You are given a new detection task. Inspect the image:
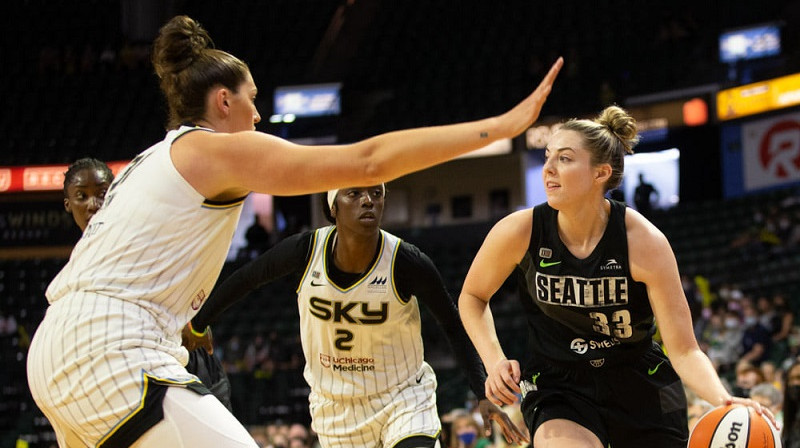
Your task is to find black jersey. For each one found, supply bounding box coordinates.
[517,200,655,372]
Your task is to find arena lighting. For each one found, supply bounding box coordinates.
[274,83,342,117]
[269,113,297,123]
[0,161,129,193]
[719,22,781,64]
[683,98,709,126]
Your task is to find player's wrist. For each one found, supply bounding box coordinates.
[188,321,209,337]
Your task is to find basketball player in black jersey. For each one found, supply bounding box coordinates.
[458,106,776,448]
[187,185,529,448]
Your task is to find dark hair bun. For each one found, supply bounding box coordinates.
[152,15,214,79]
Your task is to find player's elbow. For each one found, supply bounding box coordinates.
[353,140,391,185]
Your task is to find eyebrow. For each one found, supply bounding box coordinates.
[544,146,575,153]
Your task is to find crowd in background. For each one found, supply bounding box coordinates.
[3,190,800,447]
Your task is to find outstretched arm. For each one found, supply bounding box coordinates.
[174,58,563,201]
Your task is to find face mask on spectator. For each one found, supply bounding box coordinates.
[458,431,477,445]
[788,385,800,402]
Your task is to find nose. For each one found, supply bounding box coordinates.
[543,156,556,174]
[362,192,374,207]
[253,109,262,124]
[88,196,102,212]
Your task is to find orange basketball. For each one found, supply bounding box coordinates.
[688,404,781,448]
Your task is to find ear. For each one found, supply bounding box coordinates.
[214,88,231,116]
[64,198,71,213]
[330,204,337,219]
[594,163,612,184]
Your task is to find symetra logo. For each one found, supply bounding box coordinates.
[600,259,622,271]
[539,260,561,268]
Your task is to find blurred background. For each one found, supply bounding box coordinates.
[2,0,800,446]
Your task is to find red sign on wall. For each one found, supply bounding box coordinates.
[0,161,129,193]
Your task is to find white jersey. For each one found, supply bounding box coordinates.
[28,126,246,446]
[297,226,427,399]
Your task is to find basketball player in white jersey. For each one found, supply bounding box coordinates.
[26,14,562,448]
[63,157,235,413]
[187,185,529,447]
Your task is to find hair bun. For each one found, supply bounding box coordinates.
[596,105,639,153]
[152,15,214,79]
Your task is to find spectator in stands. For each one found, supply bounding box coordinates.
[731,361,766,398]
[740,299,773,367]
[633,173,659,218]
[242,214,273,260]
[458,105,775,448]
[701,307,744,375]
[449,411,492,448]
[782,359,800,447]
[27,14,562,447]
[287,422,311,448]
[761,360,783,391]
[751,382,784,428]
[770,293,796,362]
[188,185,529,447]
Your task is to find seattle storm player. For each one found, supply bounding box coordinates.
[189,185,528,448]
[458,106,775,448]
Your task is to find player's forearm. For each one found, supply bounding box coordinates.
[671,348,731,407]
[357,117,502,182]
[458,293,507,368]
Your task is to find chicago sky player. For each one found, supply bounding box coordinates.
[188,185,529,447]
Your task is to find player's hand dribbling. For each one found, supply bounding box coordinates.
[181,323,215,355]
[725,395,780,429]
[486,358,522,406]
[477,399,530,446]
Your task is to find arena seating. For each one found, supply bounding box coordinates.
[2,0,796,166]
[4,186,798,444]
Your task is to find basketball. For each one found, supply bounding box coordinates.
[688,404,781,448]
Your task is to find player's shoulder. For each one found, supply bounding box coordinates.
[396,240,428,262]
[624,207,673,270]
[490,207,534,240]
[623,206,667,243]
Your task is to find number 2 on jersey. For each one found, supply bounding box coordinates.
[335,329,354,350]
